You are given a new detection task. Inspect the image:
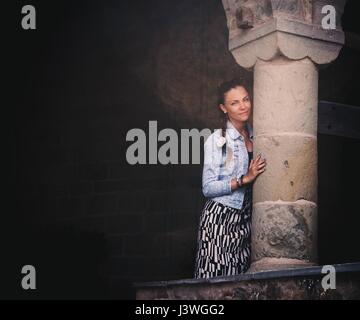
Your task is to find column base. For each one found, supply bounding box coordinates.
[248,257,316,273]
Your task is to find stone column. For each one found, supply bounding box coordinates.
[221,0,346,271]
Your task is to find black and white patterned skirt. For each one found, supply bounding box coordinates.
[194,186,252,279]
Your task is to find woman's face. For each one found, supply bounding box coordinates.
[219,86,251,123]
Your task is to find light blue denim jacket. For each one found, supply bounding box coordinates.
[202,120,253,209]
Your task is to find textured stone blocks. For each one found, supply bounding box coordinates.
[253,135,317,203]
[254,57,318,136]
[251,200,317,262]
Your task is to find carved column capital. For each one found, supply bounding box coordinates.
[222,0,347,68]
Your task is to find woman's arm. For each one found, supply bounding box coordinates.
[202,133,267,198]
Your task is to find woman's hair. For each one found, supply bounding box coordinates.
[217,77,252,138]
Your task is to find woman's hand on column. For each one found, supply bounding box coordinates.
[243,154,266,185]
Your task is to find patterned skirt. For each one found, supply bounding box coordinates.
[194,186,252,278]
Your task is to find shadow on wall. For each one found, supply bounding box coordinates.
[318,134,360,265]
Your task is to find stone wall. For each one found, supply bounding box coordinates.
[136,263,360,300]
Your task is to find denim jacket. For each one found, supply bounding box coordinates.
[202,120,253,209]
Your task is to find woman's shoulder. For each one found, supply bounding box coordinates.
[205,128,222,146]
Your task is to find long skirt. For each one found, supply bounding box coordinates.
[194,186,252,278]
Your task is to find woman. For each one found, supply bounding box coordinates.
[194,78,266,278]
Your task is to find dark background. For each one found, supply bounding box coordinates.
[3,0,360,299]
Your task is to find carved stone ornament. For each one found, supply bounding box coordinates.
[221,0,347,68]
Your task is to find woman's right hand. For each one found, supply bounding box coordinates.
[243,154,266,184]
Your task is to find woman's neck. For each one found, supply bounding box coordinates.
[229,119,247,135]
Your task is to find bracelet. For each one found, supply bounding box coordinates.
[240,174,245,186]
[236,175,245,188]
